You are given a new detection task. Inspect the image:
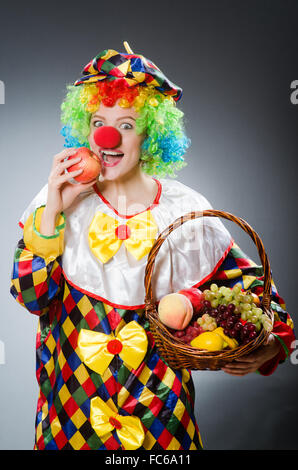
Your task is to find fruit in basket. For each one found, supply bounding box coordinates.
[191,331,225,351]
[197,313,217,331]
[213,327,238,349]
[158,293,193,330]
[158,288,204,331]
[202,283,271,335]
[178,287,204,314]
[190,327,239,351]
[162,282,271,347]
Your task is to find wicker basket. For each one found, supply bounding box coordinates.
[144,210,274,370]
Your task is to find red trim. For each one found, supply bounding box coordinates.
[19,221,24,229]
[62,269,148,310]
[192,238,234,289]
[92,178,162,219]
[61,238,234,310]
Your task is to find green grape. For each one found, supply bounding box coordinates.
[232,284,242,294]
[250,315,258,324]
[205,291,215,301]
[219,286,226,294]
[243,303,251,311]
[255,321,262,332]
[246,310,253,319]
[251,307,259,315]
[243,295,251,303]
[210,283,218,293]
[211,299,219,308]
[241,312,247,321]
[255,307,263,316]
[197,318,203,325]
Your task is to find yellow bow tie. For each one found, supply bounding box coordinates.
[90,396,145,450]
[77,321,148,375]
[88,210,158,263]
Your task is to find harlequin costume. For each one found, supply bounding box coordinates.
[10,45,295,451]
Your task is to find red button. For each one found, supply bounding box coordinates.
[115,224,131,240]
[107,339,123,355]
[109,416,122,430]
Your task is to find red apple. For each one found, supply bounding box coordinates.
[178,287,205,314]
[67,147,101,183]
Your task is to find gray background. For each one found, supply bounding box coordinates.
[1,0,297,450]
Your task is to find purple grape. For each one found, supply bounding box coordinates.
[223,311,230,320]
[219,305,226,314]
[229,328,238,338]
[248,331,257,340]
[247,323,256,332]
[184,334,192,344]
[174,331,185,338]
[210,310,217,318]
[226,319,235,329]
[203,300,212,310]
[224,328,230,336]
[234,322,242,331]
[227,303,236,314]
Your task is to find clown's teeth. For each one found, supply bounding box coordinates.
[102,151,124,156]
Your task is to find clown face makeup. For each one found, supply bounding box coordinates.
[88,101,145,182]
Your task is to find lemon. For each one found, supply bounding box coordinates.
[213,327,238,349]
[191,332,224,351]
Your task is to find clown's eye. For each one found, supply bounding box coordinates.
[119,122,133,130]
[94,120,104,127]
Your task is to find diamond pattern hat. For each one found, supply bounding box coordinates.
[74,41,182,101]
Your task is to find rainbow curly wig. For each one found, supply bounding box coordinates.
[60,78,190,178]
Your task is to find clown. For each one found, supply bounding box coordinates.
[10,42,295,450]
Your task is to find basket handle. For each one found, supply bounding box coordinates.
[144,210,272,311]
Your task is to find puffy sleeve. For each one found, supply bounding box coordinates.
[200,242,295,375]
[10,205,66,316]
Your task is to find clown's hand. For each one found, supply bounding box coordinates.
[221,334,281,376]
[40,149,97,236]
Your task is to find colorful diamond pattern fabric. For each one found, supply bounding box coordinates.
[74,48,183,101]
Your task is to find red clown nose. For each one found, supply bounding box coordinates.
[93,126,121,149]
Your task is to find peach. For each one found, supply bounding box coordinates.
[158,293,193,330]
[178,287,204,314]
[67,147,101,183]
